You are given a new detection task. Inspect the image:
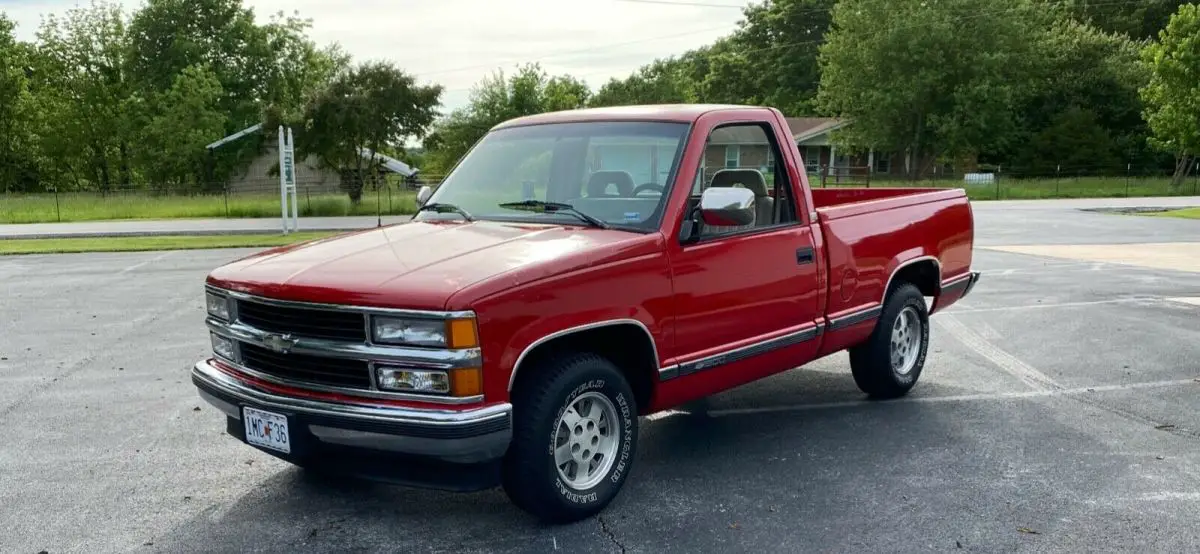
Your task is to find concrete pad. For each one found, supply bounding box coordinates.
[984,242,1200,273]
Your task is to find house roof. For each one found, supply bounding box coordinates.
[786,117,850,143]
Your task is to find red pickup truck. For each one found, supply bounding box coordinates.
[194,104,979,522]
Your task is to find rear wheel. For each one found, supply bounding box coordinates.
[502,352,639,523]
[849,283,930,399]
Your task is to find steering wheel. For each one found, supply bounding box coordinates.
[631,183,665,196]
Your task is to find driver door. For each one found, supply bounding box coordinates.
[666,119,823,385]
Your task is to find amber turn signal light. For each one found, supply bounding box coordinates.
[449,367,482,397]
[446,318,479,349]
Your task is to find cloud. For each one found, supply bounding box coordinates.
[5,0,748,111]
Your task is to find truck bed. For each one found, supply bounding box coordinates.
[808,186,975,356]
[811,187,968,220]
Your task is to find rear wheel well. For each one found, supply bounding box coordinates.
[510,324,657,415]
[889,259,940,297]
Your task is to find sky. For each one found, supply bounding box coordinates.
[3,0,753,113]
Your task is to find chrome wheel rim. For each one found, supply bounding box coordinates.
[891,306,922,375]
[554,391,620,491]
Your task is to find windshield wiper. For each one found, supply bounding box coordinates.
[417,202,474,221]
[497,200,609,229]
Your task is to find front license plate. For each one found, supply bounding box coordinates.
[243,407,291,454]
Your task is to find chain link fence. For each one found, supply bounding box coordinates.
[3,164,1197,224]
[1,175,446,224]
[807,162,1200,201]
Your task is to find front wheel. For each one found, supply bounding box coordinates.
[502,352,639,523]
[848,283,930,399]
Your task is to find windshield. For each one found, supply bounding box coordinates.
[417,121,690,230]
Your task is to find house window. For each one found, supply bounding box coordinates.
[874,155,890,174]
[725,145,740,168]
[804,146,821,174]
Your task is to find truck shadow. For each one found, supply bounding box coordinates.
[149,370,1029,553]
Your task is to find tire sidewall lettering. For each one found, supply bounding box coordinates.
[546,376,636,505]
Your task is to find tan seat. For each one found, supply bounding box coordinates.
[703,169,774,233]
[585,170,635,197]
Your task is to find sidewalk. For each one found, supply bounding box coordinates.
[0,215,413,239]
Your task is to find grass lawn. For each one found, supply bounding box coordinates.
[0,190,418,224]
[1150,207,1200,219]
[0,231,341,255]
[3,177,1197,225]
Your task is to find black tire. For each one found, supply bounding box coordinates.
[502,352,639,523]
[848,282,930,399]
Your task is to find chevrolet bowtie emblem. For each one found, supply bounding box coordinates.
[261,333,298,354]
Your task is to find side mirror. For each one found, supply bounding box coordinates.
[699,187,755,227]
[416,185,433,207]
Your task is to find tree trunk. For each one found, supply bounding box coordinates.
[118,142,131,187]
[909,113,925,181]
[1171,153,1193,188]
[95,143,111,192]
[348,145,366,205]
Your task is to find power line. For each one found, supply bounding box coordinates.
[414,24,737,78]
[437,0,1153,95]
[611,0,747,8]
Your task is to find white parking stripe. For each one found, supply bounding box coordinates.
[695,378,1198,418]
[936,314,1061,391]
[947,297,1157,314]
[119,251,176,274]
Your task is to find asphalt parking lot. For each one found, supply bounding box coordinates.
[2,199,1198,553]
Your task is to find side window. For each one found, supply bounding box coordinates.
[692,123,798,237]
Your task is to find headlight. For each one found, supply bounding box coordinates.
[376,366,482,396]
[376,367,450,393]
[371,316,478,349]
[206,292,231,321]
[210,332,237,361]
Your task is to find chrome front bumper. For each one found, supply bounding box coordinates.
[192,359,512,465]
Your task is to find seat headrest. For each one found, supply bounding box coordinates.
[586,170,635,197]
[710,169,768,197]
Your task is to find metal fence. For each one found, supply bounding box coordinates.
[2,165,1196,225]
[806,163,1200,200]
[0,175,447,224]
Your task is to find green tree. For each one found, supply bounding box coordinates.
[260,12,351,120]
[136,64,227,186]
[816,0,1055,178]
[300,62,442,202]
[720,0,835,114]
[424,64,587,172]
[588,51,707,107]
[1008,19,1148,174]
[0,14,41,192]
[32,1,134,190]
[1068,0,1190,40]
[126,0,273,137]
[1140,3,1200,186]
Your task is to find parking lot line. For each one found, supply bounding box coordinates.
[936,314,1060,391]
[697,378,1199,418]
[948,297,1159,314]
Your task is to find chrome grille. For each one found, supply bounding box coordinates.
[239,343,371,389]
[235,298,367,342]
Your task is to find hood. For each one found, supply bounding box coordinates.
[206,220,652,310]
